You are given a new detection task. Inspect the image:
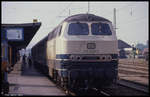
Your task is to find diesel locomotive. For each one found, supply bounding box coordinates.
[31,13,118,91]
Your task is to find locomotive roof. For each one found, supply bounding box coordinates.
[63,13,111,22]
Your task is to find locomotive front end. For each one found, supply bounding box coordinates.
[55,19,118,90]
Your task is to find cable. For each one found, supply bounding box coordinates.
[116,3,133,11]
[118,18,147,30]
[57,2,73,17]
[117,15,147,26]
[50,2,73,27]
[90,3,132,17]
[29,2,73,48]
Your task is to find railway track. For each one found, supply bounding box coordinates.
[119,59,148,66]
[118,59,149,85]
[71,80,149,96]
[46,73,149,96]
[35,59,148,96]
[119,64,148,71]
[47,76,112,96]
[117,79,149,94]
[95,80,149,96]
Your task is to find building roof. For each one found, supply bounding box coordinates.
[2,22,41,49]
[118,39,132,49]
[143,48,149,54]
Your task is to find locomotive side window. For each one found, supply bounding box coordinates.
[48,33,52,40]
[68,22,89,35]
[53,29,57,38]
[58,26,62,36]
[91,23,112,35]
[48,31,54,40]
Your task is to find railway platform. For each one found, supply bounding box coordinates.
[6,60,66,96]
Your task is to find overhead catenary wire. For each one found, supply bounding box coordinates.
[28,2,73,48]
[117,15,147,28]
[94,3,147,30]
[57,2,73,17]
[88,1,90,13]
[47,2,73,29]
[90,3,133,17]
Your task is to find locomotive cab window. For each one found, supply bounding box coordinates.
[91,23,112,35]
[68,22,89,35]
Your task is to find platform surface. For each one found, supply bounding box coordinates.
[7,61,66,96]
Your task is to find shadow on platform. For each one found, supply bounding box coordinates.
[21,62,45,77]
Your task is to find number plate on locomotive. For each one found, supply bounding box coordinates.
[87,43,96,49]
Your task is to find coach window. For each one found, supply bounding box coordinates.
[91,23,112,35]
[68,22,89,35]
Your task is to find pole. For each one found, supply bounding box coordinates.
[114,8,116,32]
[88,1,90,13]
[69,9,70,16]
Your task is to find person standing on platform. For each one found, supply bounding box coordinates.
[22,54,26,71]
[28,53,32,69]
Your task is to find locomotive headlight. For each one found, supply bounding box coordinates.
[106,55,112,61]
[99,55,112,61]
[70,55,81,61]
[76,56,81,60]
[100,55,107,61]
[70,55,75,60]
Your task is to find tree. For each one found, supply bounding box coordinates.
[135,43,147,51]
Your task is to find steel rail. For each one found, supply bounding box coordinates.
[117,79,149,94]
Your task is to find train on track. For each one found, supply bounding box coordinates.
[31,13,118,91]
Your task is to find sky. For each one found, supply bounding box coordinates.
[2,1,149,49]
